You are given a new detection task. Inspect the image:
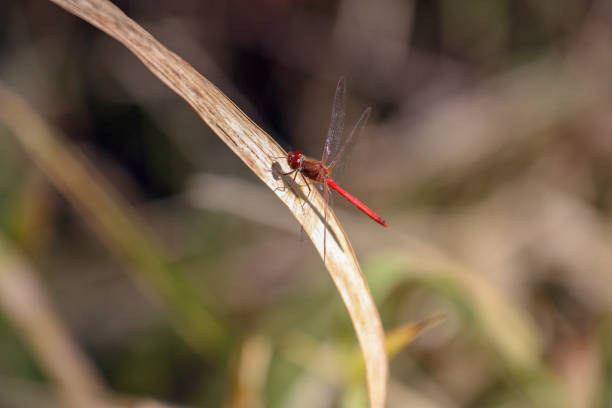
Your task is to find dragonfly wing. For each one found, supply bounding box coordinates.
[321,77,346,166]
[328,106,371,172]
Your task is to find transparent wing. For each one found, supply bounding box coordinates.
[328,106,371,172]
[321,77,346,166]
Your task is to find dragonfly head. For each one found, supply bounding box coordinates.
[287,150,304,170]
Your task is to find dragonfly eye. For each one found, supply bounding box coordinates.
[287,151,303,169]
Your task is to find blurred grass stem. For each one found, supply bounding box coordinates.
[0,81,228,356]
[4,0,390,406]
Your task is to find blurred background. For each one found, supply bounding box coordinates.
[1,0,612,407]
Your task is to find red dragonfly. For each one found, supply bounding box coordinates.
[281,77,388,244]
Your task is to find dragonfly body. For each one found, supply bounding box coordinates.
[286,150,389,228]
[287,150,328,183]
[278,77,388,259]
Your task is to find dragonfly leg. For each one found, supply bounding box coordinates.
[273,168,297,192]
[277,169,297,176]
[302,174,312,194]
[274,168,309,194]
[274,185,288,192]
[297,173,313,211]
